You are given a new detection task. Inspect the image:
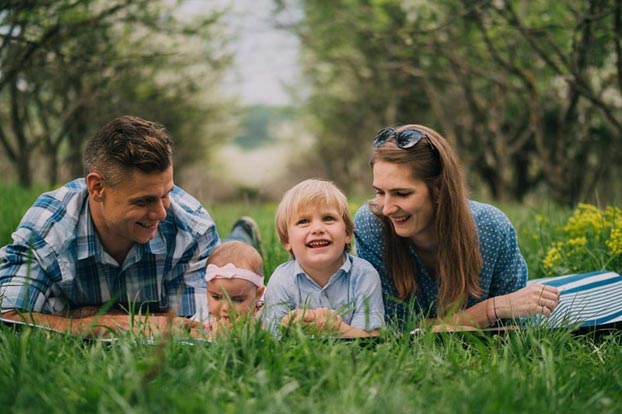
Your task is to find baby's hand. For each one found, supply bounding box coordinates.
[209,317,232,336]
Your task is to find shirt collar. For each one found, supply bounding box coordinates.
[76,197,99,260]
[76,198,167,262]
[294,253,352,286]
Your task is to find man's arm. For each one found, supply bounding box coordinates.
[1,308,208,338]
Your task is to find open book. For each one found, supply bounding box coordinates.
[528,270,622,328]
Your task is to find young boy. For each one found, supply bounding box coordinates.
[205,241,265,338]
[262,179,384,337]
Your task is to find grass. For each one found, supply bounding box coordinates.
[1,183,622,413]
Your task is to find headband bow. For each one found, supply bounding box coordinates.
[205,263,264,287]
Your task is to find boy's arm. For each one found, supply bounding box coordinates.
[261,273,294,335]
[348,260,385,333]
[283,308,380,337]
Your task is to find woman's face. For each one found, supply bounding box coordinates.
[372,160,436,243]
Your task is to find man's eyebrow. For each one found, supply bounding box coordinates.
[129,195,158,203]
[129,187,174,203]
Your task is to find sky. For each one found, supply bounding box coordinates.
[181,0,300,105]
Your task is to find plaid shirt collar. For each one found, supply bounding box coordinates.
[76,197,167,264]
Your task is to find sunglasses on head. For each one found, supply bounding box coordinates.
[373,127,434,150]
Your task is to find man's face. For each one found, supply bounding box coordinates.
[88,166,174,261]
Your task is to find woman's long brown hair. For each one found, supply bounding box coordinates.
[369,124,483,316]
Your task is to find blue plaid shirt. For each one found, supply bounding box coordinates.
[0,179,220,317]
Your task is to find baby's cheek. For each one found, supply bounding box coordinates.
[208,301,220,314]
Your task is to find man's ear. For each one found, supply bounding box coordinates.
[86,172,105,202]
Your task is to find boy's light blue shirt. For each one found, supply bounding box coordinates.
[262,253,384,334]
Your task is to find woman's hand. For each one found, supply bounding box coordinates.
[494,283,560,319]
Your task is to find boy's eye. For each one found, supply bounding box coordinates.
[231,296,247,303]
[295,218,309,225]
[209,294,222,301]
[323,216,337,222]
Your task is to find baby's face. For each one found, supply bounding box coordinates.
[207,278,262,322]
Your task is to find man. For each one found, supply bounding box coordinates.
[0,115,261,337]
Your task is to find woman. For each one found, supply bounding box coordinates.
[354,124,560,330]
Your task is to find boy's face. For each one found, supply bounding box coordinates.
[207,279,263,323]
[283,204,351,276]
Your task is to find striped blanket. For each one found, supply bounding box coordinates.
[528,271,622,328]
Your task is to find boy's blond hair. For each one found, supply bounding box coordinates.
[207,241,264,276]
[275,179,354,256]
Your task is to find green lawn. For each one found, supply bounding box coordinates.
[1,184,621,413]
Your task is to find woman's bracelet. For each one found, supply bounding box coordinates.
[486,298,495,327]
[493,297,500,321]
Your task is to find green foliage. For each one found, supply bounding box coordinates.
[234,105,298,150]
[0,0,236,186]
[2,319,622,413]
[275,0,622,205]
[541,204,622,275]
[2,185,622,413]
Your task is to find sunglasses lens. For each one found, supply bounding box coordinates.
[396,130,426,149]
[373,128,395,147]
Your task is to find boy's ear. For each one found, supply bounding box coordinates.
[282,239,291,251]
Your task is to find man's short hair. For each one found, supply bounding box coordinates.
[83,115,173,185]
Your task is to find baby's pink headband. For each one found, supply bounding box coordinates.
[205,263,264,288]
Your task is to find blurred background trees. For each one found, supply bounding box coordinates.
[274,0,622,206]
[1,0,620,207]
[0,0,235,188]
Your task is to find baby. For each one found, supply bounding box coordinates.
[262,179,384,337]
[205,240,265,337]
